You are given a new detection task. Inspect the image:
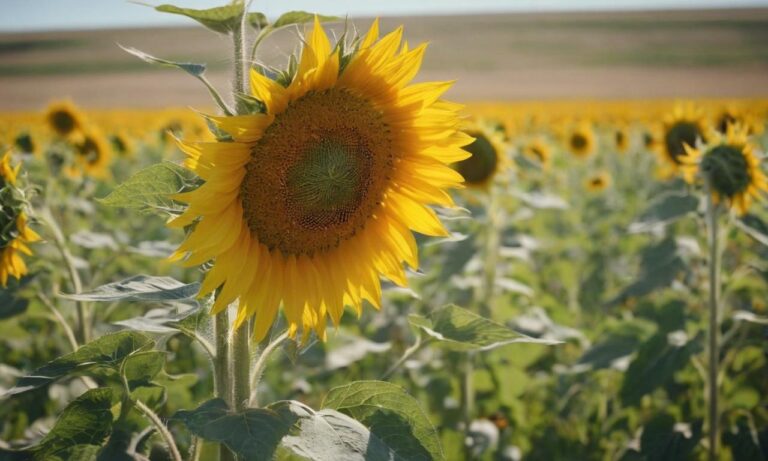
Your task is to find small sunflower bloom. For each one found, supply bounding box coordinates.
[585,171,612,192]
[522,137,552,170]
[45,100,86,138]
[170,18,471,341]
[565,121,596,159]
[614,125,630,154]
[679,124,767,215]
[656,103,709,178]
[0,153,40,286]
[69,128,112,179]
[452,119,509,189]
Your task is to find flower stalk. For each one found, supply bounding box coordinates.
[704,175,721,461]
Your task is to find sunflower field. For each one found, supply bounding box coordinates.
[1,2,768,461]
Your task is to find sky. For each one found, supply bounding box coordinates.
[1,0,767,32]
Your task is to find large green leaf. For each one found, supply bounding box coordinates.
[735,213,768,247]
[620,331,702,405]
[122,351,166,388]
[409,304,559,352]
[62,275,199,303]
[99,162,194,214]
[272,11,339,29]
[155,2,246,33]
[32,388,114,460]
[629,191,699,233]
[273,401,408,461]
[173,399,292,461]
[4,331,153,396]
[0,288,28,320]
[575,320,654,372]
[322,380,444,460]
[638,413,702,460]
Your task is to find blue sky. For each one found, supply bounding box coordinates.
[1,0,767,32]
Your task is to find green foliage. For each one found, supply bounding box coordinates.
[154,2,248,33]
[62,274,199,303]
[323,381,444,460]
[409,304,558,351]
[5,331,153,395]
[98,162,194,213]
[271,11,339,29]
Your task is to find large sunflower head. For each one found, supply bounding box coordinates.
[656,103,708,176]
[452,120,509,189]
[45,100,86,138]
[565,121,595,159]
[679,124,767,215]
[0,153,39,287]
[169,18,470,341]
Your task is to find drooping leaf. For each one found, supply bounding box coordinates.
[154,2,246,33]
[323,380,445,460]
[99,162,194,213]
[272,11,340,29]
[32,388,114,460]
[122,351,166,388]
[62,275,199,303]
[5,331,153,396]
[629,191,699,233]
[173,398,292,461]
[273,401,408,461]
[735,213,768,247]
[620,331,702,405]
[247,12,268,29]
[409,304,559,352]
[114,303,204,334]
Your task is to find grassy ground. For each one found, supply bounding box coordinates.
[0,7,767,109]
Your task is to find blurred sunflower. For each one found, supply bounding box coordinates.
[70,129,112,179]
[565,121,595,158]
[452,120,508,189]
[110,131,133,157]
[13,132,37,155]
[656,103,708,177]
[713,106,764,136]
[585,171,612,192]
[614,125,629,154]
[45,100,86,138]
[0,153,39,286]
[170,18,470,341]
[679,124,767,214]
[522,137,552,170]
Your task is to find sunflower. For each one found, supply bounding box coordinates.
[0,153,39,286]
[585,171,612,192]
[565,121,595,158]
[170,18,470,341]
[70,128,112,179]
[713,106,764,136]
[45,100,86,138]
[452,120,508,189]
[13,131,37,155]
[655,103,708,177]
[522,137,552,170]
[614,124,629,154]
[679,124,767,215]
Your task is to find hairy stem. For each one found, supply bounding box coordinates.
[213,310,234,461]
[135,400,183,461]
[704,177,721,461]
[380,335,428,380]
[36,293,79,352]
[231,323,251,411]
[249,330,289,407]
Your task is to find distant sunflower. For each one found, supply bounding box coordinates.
[679,124,767,215]
[13,132,37,155]
[585,171,611,192]
[170,18,470,341]
[0,153,39,286]
[656,103,708,177]
[71,129,112,179]
[522,137,552,170]
[713,107,764,136]
[614,125,629,154]
[45,100,86,138]
[110,131,133,157]
[565,121,595,158]
[452,120,508,189]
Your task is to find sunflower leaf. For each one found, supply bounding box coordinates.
[629,191,700,233]
[272,11,340,29]
[62,275,199,303]
[173,398,293,461]
[98,162,193,214]
[409,304,560,352]
[322,380,445,460]
[735,213,768,246]
[4,331,153,396]
[154,2,246,33]
[31,388,114,460]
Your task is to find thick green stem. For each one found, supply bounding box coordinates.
[704,178,721,461]
[135,400,183,461]
[462,353,475,460]
[231,7,249,115]
[213,310,234,461]
[249,331,289,407]
[231,323,251,411]
[480,185,501,318]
